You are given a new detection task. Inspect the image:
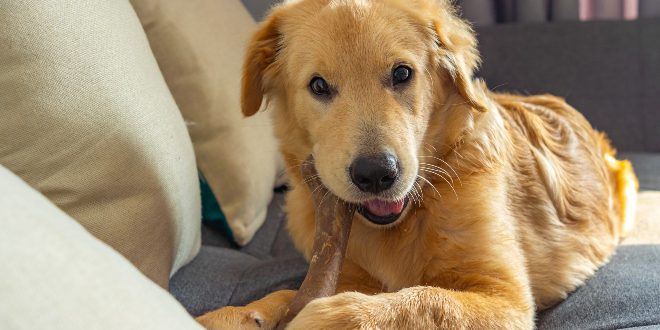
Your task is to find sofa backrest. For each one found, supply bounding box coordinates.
[477,19,660,153]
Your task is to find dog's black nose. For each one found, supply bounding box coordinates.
[350,153,399,193]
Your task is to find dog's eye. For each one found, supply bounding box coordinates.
[392,65,412,85]
[309,77,331,96]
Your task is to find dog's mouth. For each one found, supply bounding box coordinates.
[357,198,409,225]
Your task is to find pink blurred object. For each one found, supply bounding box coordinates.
[580,0,638,20]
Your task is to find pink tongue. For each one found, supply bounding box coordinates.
[364,199,405,217]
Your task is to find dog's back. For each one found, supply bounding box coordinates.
[494,93,638,308]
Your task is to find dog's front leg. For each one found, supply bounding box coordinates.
[286,282,534,330]
[197,289,296,330]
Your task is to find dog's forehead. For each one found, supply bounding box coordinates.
[282,0,428,78]
[328,0,371,9]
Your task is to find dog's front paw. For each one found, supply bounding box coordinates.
[286,292,378,330]
[197,290,296,330]
[197,306,268,330]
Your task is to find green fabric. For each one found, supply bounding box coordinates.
[199,171,234,243]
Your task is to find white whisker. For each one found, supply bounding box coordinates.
[419,168,458,199]
[419,162,453,184]
[417,174,441,198]
[419,156,461,186]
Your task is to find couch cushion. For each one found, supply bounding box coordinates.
[0,0,200,286]
[537,245,660,329]
[130,0,285,246]
[169,246,306,316]
[173,191,306,316]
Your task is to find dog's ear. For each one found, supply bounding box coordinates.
[241,9,283,117]
[429,5,490,112]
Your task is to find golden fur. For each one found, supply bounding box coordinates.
[198,0,638,329]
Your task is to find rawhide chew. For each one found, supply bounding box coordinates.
[275,157,356,329]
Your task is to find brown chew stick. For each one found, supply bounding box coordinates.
[275,158,356,329]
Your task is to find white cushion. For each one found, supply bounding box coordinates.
[0,165,203,330]
[130,0,285,245]
[0,0,201,286]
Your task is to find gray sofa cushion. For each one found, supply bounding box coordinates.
[171,193,307,316]
[169,246,306,316]
[537,245,660,330]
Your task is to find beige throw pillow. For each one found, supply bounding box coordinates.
[130,0,284,245]
[0,0,201,287]
[0,165,203,330]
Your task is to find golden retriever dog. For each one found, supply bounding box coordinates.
[198,0,638,328]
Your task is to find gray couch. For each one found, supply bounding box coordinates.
[170,9,660,330]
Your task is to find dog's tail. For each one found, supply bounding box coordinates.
[604,152,638,238]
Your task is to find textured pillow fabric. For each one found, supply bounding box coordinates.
[0,165,203,330]
[0,0,201,287]
[129,0,285,246]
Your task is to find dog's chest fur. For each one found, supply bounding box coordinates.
[344,181,523,293]
[346,213,434,291]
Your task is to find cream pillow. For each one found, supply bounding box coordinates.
[130,0,285,245]
[0,165,203,330]
[0,0,201,287]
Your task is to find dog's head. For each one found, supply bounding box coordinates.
[242,0,490,226]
